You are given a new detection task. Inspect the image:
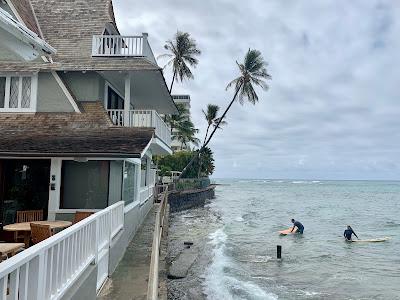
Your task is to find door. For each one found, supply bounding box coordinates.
[0,159,51,226]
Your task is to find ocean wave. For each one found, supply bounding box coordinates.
[204,228,277,300]
[235,216,244,222]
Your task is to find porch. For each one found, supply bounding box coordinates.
[0,159,157,299]
[91,34,157,64]
[107,109,172,148]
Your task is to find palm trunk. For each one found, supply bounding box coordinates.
[203,124,211,146]
[169,70,177,93]
[198,125,210,177]
[179,83,243,179]
[203,82,242,148]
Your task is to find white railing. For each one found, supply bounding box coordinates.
[0,201,124,300]
[140,185,154,206]
[147,186,169,300]
[108,109,172,146]
[92,34,157,64]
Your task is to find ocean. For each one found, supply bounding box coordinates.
[203,179,400,300]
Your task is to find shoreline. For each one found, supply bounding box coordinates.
[166,202,221,300]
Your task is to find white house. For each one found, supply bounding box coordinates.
[0,0,177,298]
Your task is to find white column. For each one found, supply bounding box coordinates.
[48,158,62,221]
[146,155,151,186]
[124,73,131,126]
[135,161,141,204]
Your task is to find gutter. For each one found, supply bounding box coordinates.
[0,8,56,55]
[0,152,141,158]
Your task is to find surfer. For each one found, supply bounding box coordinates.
[344,225,358,241]
[290,219,304,234]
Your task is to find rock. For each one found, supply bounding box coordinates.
[168,247,198,279]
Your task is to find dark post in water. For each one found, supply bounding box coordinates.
[277,245,282,259]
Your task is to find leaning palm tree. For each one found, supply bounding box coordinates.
[202,104,227,145]
[180,49,271,178]
[158,31,201,93]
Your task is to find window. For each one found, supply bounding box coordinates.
[0,74,37,112]
[61,161,110,209]
[122,161,136,205]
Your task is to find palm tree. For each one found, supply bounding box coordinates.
[202,104,227,145]
[165,103,189,134]
[158,31,201,93]
[180,49,271,178]
[173,119,200,150]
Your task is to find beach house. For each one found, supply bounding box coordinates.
[0,0,176,298]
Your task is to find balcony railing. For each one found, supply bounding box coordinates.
[91,34,156,64]
[107,109,172,146]
[0,202,124,299]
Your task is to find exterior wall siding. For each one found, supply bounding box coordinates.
[60,265,98,300]
[108,160,123,205]
[37,72,75,112]
[61,71,105,102]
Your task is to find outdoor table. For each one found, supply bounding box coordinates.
[3,221,72,247]
[0,243,25,262]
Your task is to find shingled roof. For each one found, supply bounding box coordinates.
[10,0,42,37]
[8,0,160,71]
[0,102,154,157]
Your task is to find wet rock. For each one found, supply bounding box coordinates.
[168,247,198,279]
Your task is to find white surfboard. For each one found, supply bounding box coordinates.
[349,237,390,243]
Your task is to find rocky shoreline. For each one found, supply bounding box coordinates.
[166,202,221,300]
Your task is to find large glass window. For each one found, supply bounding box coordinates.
[0,75,36,111]
[61,161,109,209]
[123,161,136,205]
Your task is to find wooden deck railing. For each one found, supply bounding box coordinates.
[147,186,169,300]
[0,202,124,300]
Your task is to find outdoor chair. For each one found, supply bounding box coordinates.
[15,210,44,242]
[30,223,52,245]
[73,211,94,224]
[16,210,43,223]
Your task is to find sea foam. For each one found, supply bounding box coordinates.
[204,228,277,300]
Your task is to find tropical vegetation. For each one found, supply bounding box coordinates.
[159,31,201,92]
[180,49,271,178]
[154,148,215,179]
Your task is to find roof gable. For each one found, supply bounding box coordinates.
[30,0,117,61]
[9,0,42,36]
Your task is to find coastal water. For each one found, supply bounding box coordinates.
[203,180,400,300]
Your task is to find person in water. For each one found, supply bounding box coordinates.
[344,225,358,241]
[290,219,304,234]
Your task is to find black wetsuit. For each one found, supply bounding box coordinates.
[293,221,304,234]
[344,228,358,240]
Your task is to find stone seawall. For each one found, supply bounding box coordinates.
[168,185,215,212]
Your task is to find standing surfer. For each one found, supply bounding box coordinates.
[344,225,358,241]
[290,219,304,234]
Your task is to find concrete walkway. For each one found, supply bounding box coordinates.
[98,206,157,300]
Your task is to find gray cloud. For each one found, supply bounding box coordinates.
[115,0,400,180]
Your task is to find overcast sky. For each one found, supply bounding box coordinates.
[115,0,400,180]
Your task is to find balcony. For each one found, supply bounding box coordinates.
[108,109,172,147]
[92,33,156,64]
